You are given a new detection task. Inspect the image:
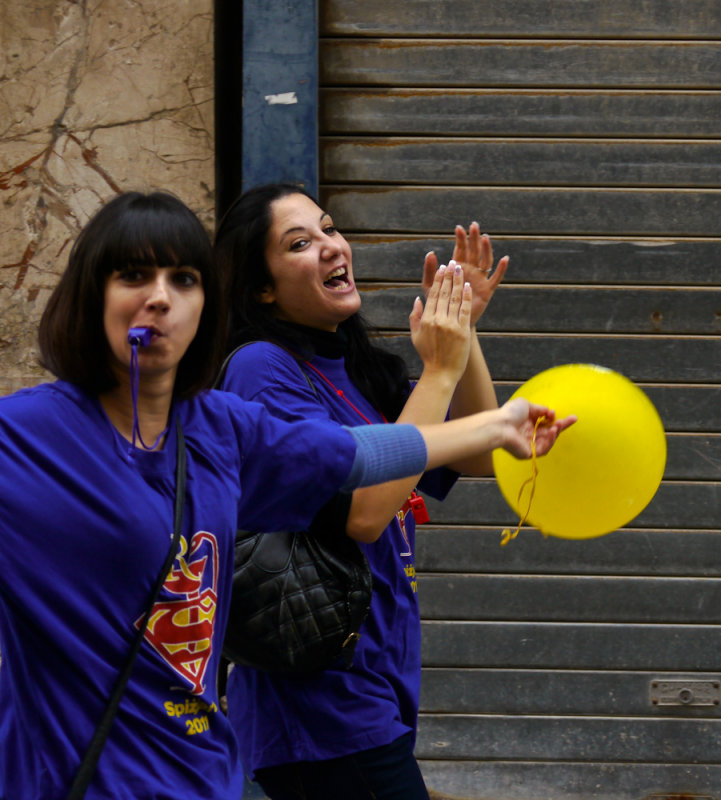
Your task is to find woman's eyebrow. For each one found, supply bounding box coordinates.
[278,225,306,244]
[279,213,330,244]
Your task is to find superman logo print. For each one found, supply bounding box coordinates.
[137,531,219,695]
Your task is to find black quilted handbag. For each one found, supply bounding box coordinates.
[217,343,373,673]
[222,524,373,673]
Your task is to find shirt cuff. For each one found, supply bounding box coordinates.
[341,424,428,490]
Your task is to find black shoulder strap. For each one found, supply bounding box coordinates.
[214,341,319,398]
[66,418,186,799]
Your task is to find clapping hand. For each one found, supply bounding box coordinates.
[422,222,509,326]
[409,262,472,382]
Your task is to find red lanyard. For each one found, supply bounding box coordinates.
[303,360,429,524]
[303,360,387,424]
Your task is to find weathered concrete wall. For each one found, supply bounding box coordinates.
[0,0,214,395]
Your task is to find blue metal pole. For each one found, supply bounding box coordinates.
[241,0,319,197]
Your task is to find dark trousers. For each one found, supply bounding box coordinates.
[253,732,430,800]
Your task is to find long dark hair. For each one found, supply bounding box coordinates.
[214,183,410,420]
[39,191,225,398]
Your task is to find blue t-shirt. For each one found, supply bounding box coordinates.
[0,380,357,800]
[221,342,458,774]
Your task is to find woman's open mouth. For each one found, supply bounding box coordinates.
[323,266,352,291]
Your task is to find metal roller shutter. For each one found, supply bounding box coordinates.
[319,2,721,798]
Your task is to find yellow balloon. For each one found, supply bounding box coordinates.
[492,364,666,540]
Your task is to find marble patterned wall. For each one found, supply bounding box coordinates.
[0,0,215,395]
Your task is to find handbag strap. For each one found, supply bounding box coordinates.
[215,341,319,398]
[66,417,187,800]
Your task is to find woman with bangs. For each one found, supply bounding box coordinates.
[0,190,573,800]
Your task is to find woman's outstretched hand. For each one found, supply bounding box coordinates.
[498,398,578,459]
[423,222,508,326]
[409,262,472,382]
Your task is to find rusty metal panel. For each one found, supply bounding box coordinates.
[415,714,721,761]
[416,526,721,576]
[321,137,721,187]
[321,0,721,39]
[358,284,721,334]
[418,480,720,529]
[420,620,721,669]
[418,760,721,800]
[323,186,721,237]
[418,574,721,622]
[347,236,721,286]
[321,88,721,137]
[382,332,720,383]
[420,669,721,715]
[320,39,721,89]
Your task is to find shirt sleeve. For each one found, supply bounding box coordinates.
[222,342,335,424]
[224,396,356,532]
[342,424,427,490]
[222,344,458,504]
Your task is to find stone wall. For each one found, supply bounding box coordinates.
[0,0,215,395]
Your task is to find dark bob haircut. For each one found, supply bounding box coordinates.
[39,190,225,398]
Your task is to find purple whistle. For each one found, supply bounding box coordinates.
[127,326,153,347]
